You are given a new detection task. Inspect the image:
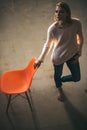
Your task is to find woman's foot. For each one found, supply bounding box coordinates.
[57,88,64,101]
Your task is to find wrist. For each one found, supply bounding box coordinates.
[38,59,43,63]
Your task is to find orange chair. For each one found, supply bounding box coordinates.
[0,58,38,113]
[0,76,1,91]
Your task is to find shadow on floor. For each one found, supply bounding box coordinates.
[6,91,40,130]
[63,93,87,130]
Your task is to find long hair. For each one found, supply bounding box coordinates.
[54,2,72,23]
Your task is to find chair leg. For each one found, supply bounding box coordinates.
[28,89,31,93]
[6,95,11,113]
[25,92,32,111]
[28,89,33,104]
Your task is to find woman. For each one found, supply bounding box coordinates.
[34,2,84,101]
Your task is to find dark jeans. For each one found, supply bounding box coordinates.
[53,54,81,88]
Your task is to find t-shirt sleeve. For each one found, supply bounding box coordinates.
[77,21,83,34]
[38,25,54,62]
[47,25,54,40]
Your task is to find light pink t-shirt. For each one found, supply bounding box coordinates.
[38,18,83,65]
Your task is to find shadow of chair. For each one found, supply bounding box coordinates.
[0,58,38,113]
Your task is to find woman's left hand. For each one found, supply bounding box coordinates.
[72,54,80,64]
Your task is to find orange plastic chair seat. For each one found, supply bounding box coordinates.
[0,58,37,95]
[1,70,31,94]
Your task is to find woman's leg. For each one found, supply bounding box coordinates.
[53,64,64,101]
[53,64,64,88]
[61,60,81,82]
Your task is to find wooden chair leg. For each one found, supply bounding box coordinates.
[6,95,11,113]
[25,92,32,111]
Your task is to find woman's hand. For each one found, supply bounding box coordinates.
[72,53,80,64]
[34,60,42,68]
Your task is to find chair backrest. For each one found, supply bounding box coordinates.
[25,58,38,79]
[0,76,1,91]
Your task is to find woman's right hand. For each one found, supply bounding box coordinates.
[34,60,42,68]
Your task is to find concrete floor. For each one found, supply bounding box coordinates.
[0,0,87,130]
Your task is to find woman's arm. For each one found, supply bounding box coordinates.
[71,21,84,64]
[34,25,54,68]
[77,21,84,56]
[34,38,53,68]
[38,39,53,62]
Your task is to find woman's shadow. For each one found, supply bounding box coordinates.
[63,92,87,130]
